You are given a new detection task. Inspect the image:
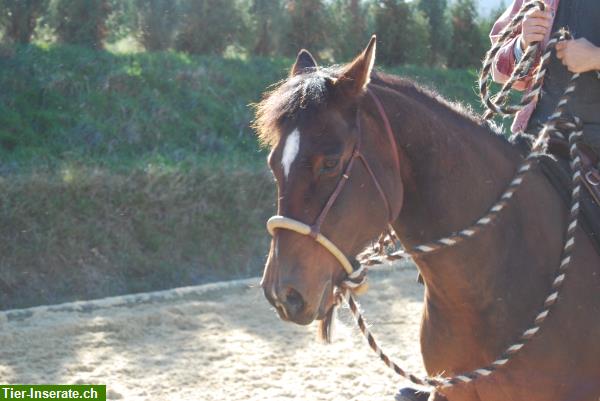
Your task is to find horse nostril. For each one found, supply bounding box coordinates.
[283,287,305,316]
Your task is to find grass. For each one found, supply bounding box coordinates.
[0,44,290,172]
[0,44,493,308]
[0,44,489,173]
[0,164,274,309]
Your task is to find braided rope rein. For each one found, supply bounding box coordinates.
[356,2,574,267]
[479,0,548,119]
[354,0,555,267]
[340,1,586,390]
[341,113,583,389]
[355,156,535,266]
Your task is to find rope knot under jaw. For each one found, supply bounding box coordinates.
[341,264,369,295]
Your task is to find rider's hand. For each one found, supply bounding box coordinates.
[556,38,600,73]
[519,8,552,49]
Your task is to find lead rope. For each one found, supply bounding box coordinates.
[357,0,568,266]
[340,0,586,390]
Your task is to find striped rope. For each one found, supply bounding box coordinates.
[355,158,535,264]
[340,2,586,390]
[354,157,536,265]
[409,158,535,256]
[479,0,548,119]
[482,33,563,119]
[356,2,572,267]
[341,289,443,387]
[343,108,583,389]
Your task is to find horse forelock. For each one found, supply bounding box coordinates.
[253,67,342,148]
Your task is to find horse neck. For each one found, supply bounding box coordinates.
[375,85,526,306]
[381,86,521,239]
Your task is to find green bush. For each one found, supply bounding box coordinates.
[175,0,245,55]
[0,0,48,43]
[374,0,431,65]
[282,0,330,57]
[448,0,485,68]
[329,0,370,61]
[53,0,110,49]
[136,0,178,51]
[249,0,285,56]
[418,0,451,66]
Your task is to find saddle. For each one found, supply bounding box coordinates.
[575,145,600,205]
[540,138,600,254]
[547,138,600,206]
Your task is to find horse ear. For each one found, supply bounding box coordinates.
[336,35,377,95]
[291,49,318,76]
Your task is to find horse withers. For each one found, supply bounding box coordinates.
[254,37,600,401]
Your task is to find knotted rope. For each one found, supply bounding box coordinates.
[338,0,587,390]
[356,1,576,268]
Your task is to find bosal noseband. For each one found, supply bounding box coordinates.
[267,89,400,289]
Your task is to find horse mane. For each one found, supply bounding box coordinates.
[253,67,512,149]
[371,73,502,132]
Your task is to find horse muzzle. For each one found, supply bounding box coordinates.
[261,275,331,325]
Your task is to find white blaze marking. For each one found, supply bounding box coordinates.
[282,128,300,179]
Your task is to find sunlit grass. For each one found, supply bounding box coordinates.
[105,36,145,54]
[0,44,493,308]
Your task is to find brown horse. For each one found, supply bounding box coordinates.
[254,37,600,401]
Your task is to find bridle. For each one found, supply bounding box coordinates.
[266,89,401,282]
[264,0,591,390]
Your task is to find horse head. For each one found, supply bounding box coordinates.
[254,37,404,326]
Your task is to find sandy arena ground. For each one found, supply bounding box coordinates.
[0,262,426,401]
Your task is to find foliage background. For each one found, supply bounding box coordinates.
[0,0,507,308]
